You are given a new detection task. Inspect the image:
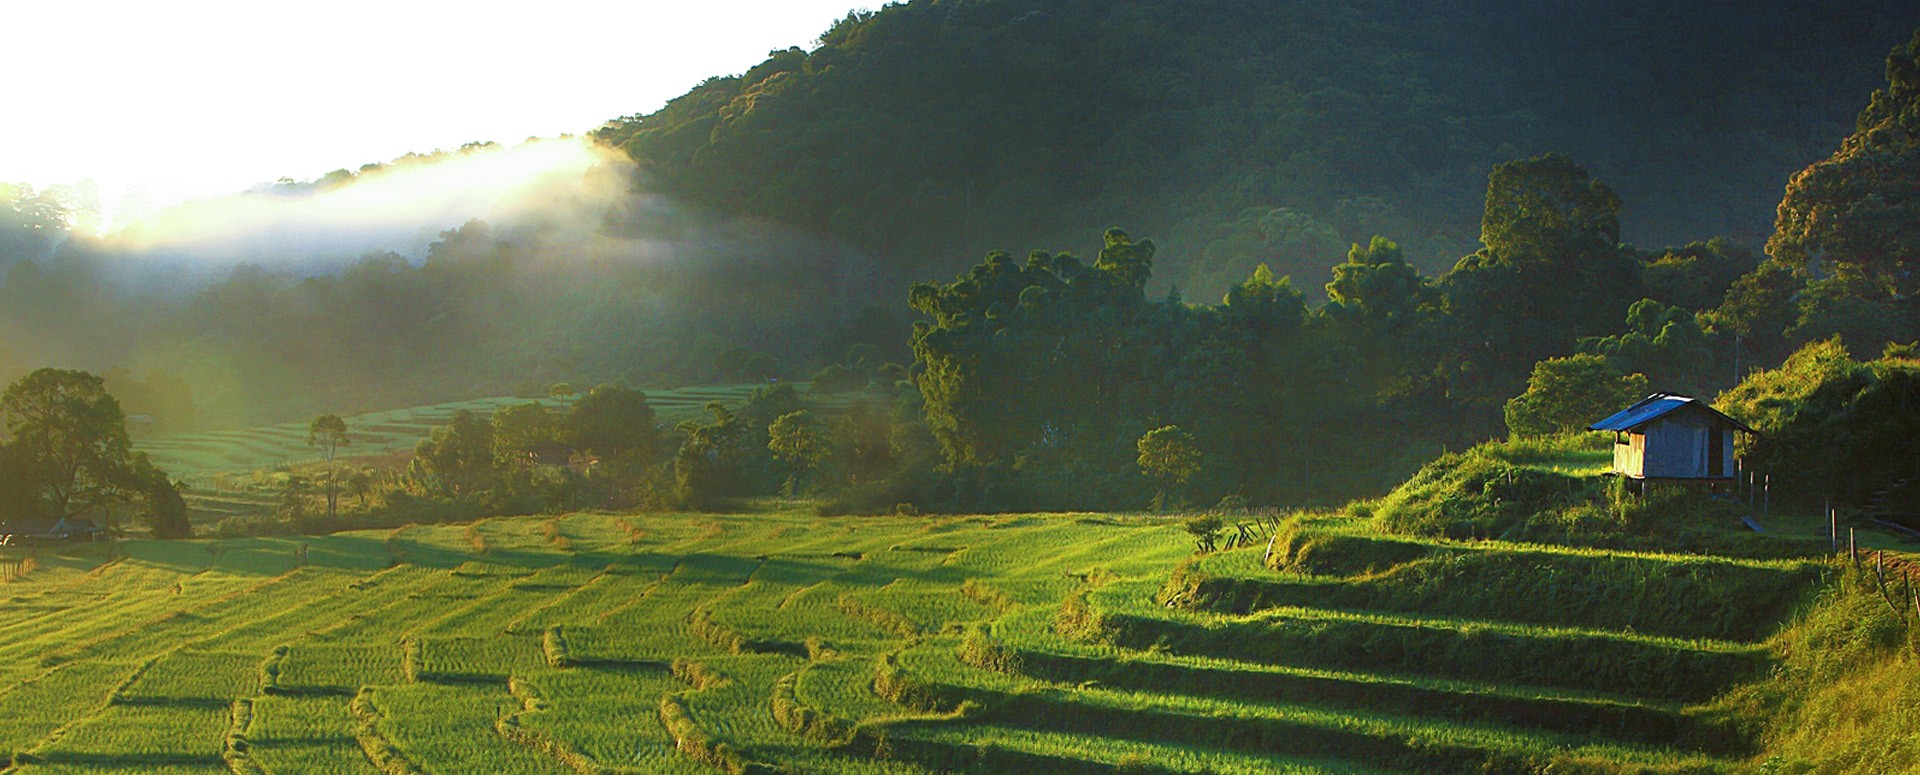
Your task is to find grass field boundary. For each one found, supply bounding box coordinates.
[222,698,266,775]
[349,688,425,775]
[494,677,598,774]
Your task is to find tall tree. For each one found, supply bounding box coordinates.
[768,410,828,494]
[1442,154,1639,403]
[1770,28,1920,304]
[407,410,497,499]
[1137,425,1203,507]
[307,414,349,522]
[0,369,133,520]
[491,403,557,468]
[562,386,659,473]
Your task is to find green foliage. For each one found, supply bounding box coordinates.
[593,0,1910,300]
[1503,354,1649,438]
[1442,155,1643,404]
[490,403,558,468]
[1716,337,1920,502]
[129,452,192,539]
[808,364,869,394]
[767,410,828,493]
[1371,438,1811,556]
[712,345,780,383]
[0,368,185,532]
[1181,515,1224,552]
[406,410,497,499]
[1374,448,1599,540]
[1177,536,1820,642]
[674,403,747,509]
[1770,28,1920,306]
[1138,426,1202,490]
[561,385,658,466]
[1580,299,1715,393]
[1323,236,1437,332]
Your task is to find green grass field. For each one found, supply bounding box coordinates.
[0,501,1830,773]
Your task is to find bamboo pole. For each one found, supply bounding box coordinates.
[1829,498,1837,551]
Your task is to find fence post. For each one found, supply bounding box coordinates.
[1764,474,1771,520]
[1850,528,1858,568]
[1829,498,1837,551]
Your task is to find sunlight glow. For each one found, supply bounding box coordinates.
[110,138,628,262]
[4,0,867,212]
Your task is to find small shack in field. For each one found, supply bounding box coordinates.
[0,516,102,545]
[1589,393,1754,482]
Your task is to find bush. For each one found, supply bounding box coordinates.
[1373,451,1597,540]
[809,364,869,394]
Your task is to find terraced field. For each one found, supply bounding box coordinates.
[131,383,888,525]
[0,508,1823,773]
[135,383,878,484]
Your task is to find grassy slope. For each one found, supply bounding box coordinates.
[0,491,1853,774]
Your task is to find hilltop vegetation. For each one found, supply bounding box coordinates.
[598,0,1917,291]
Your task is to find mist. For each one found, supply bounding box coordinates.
[100,138,635,276]
[0,137,896,430]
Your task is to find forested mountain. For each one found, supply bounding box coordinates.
[597,0,1919,296]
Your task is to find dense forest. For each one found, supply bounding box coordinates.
[597,0,1919,294]
[4,1,1920,517]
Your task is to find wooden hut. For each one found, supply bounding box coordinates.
[0,516,102,545]
[1589,393,1755,482]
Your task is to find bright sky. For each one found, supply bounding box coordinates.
[5,0,867,207]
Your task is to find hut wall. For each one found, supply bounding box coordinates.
[1642,411,1714,479]
[1614,434,1645,477]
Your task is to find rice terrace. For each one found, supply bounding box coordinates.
[0,491,1849,774]
[10,0,1920,772]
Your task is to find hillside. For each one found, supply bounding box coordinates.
[597,0,1920,295]
[0,493,1878,774]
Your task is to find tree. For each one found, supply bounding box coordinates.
[345,468,375,508]
[562,385,658,473]
[548,382,575,400]
[1137,426,1203,504]
[491,403,557,468]
[1717,338,1920,501]
[0,369,135,520]
[307,414,350,522]
[1442,154,1639,402]
[768,410,829,494]
[1324,236,1436,331]
[407,410,497,499]
[1503,355,1650,438]
[1093,228,1155,292]
[1769,28,1920,304]
[674,402,745,509]
[128,452,190,539]
[1580,299,1715,393]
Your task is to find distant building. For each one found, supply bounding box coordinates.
[0,516,102,544]
[527,441,577,468]
[1589,393,1755,481]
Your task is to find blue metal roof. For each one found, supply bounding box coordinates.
[1588,393,1756,433]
